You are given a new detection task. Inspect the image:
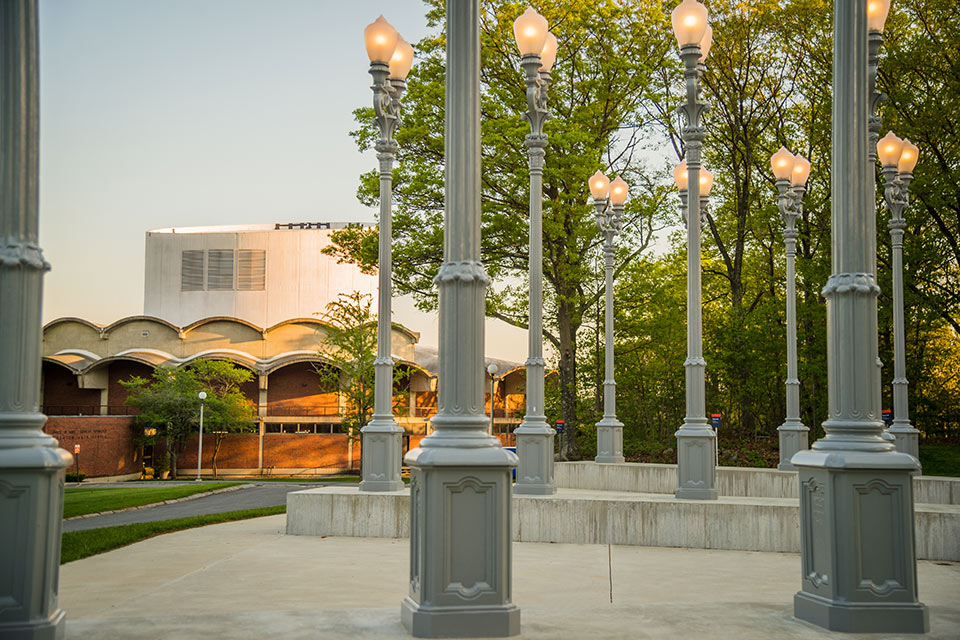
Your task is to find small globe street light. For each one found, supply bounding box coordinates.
[670,0,717,500]
[589,171,627,464]
[360,15,414,492]
[878,131,922,465]
[512,6,557,495]
[769,146,812,470]
[196,391,207,482]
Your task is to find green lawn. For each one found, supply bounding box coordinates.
[918,444,960,478]
[63,482,238,519]
[60,505,285,564]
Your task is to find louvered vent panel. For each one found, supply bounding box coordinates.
[238,249,266,291]
[181,250,205,291]
[207,249,235,290]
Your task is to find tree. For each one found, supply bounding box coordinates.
[328,0,677,458]
[122,361,255,477]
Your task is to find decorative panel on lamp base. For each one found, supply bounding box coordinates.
[792,450,928,633]
[595,419,624,464]
[359,425,404,492]
[402,447,520,638]
[777,422,809,471]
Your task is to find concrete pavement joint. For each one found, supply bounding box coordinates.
[64,483,255,521]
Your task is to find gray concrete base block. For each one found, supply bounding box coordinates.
[595,425,623,464]
[514,430,555,494]
[0,609,66,640]
[512,482,555,495]
[401,598,521,638]
[794,591,929,634]
[360,479,405,492]
[777,461,797,471]
[594,454,625,464]
[674,486,718,500]
[777,424,809,471]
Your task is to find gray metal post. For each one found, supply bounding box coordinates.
[360,59,405,492]
[196,398,204,481]
[775,180,810,470]
[0,2,72,637]
[401,0,520,636]
[593,199,624,463]
[675,39,717,500]
[867,24,896,446]
[881,167,921,463]
[514,49,555,494]
[792,0,928,632]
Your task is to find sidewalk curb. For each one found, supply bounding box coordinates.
[64,484,256,521]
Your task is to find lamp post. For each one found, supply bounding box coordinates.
[792,0,926,632]
[196,391,207,481]
[360,16,414,492]
[671,0,717,500]
[673,160,713,229]
[487,363,499,434]
[402,0,520,635]
[588,172,628,463]
[770,147,812,470]
[878,132,922,464]
[512,7,557,494]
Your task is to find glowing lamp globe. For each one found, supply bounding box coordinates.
[513,7,549,56]
[588,170,611,200]
[877,131,904,167]
[609,177,629,205]
[364,15,399,64]
[674,161,689,191]
[770,146,796,180]
[540,32,558,71]
[699,167,714,196]
[898,139,919,173]
[867,0,891,32]
[671,0,709,49]
[388,37,415,80]
[699,24,713,61]
[791,155,811,186]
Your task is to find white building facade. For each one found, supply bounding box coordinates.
[144,222,377,327]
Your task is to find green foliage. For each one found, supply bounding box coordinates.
[65,472,85,483]
[60,505,285,564]
[918,445,960,478]
[62,483,237,519]
[122,361,256,477]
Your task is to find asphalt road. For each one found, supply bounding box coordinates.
[62,483,314,532]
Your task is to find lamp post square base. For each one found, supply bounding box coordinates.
[889,423,921,466]
[595,422,624,464]
[675,427,718,500]
[777,422,809,471]
[359,424,404,492]
[792,450,927,634]
[403,446,519,638]
[514,428,556,495]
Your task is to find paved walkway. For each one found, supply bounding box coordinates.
[63,483,313,532]
[59,515,960,639]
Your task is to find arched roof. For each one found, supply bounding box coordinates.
[264,317,335,334]
[181,316,263,337]
[261,350,339,374]
[102,315,181,336]
[43,317,104,333]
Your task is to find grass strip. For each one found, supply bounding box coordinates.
[919,444,960,478]
[242,476,362,483]
[60,504,285,564]
[63,482,239,518]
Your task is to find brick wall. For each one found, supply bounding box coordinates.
[42,362,100,414]
[44,416,140,478]
[107,360,154,414]
[267,362,338,413]
[179,433,260,469]
[263,433,350,469]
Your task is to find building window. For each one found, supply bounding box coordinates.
[238,249,266,291]
[207,249,235,290]
[181,250,205,291]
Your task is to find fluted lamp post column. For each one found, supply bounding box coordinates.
[770,147,812,470]
[0,2,73,637]
[512,7,557,494]
[671,0,717,500]
[360,16,414,492]
[792,0,927,632]
[878,132,922,464]
[402,0,520,636]
[589,172,628,463]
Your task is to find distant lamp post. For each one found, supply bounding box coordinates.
[671,0,717,500]
[589,171,627,464]
[487,363,499,435]
[878,132,922,464]
[360,15,413,492]
[196,391,207,481]
[770,146,812,470]
[513,6,557,495]
[674,160,713,228]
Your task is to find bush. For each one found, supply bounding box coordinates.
[65,472,85,483]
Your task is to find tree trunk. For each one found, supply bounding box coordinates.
[557,297,579,460]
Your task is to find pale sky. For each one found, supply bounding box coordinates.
[37,0,528,361]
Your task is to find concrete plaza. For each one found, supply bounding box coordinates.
[60,514,960,639]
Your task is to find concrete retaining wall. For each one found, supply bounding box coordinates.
[554,462,960,505]
[286,486,960,561]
